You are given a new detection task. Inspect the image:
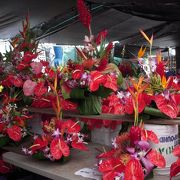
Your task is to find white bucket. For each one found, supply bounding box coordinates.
[91,125,122,146]
[144,124,179,175]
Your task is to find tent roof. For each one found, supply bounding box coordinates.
[0,0,179,48]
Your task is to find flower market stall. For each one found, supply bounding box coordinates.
[0,0,180,180]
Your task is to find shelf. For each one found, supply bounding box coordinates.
[29,108,180,125]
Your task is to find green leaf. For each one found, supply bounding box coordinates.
[117,72,123,86]
[70,88,86,99]
[144,107,169,118]
[62,88,70,99]
[78,95,102,115]
[93,86,112,98]
[32,152,46,160]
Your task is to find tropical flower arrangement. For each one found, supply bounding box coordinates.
[137,30,180,119]
[23,69,88,161]
[97,77,166,180]
[0,90,31,147]
[60,0,122,115]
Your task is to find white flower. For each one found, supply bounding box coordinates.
[22,147,28,154]
[117,91,124,99]
[112,138,118,149]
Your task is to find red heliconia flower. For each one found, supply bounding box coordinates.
[103,74,118,91]
[77,0,91,30]
[72,65,84,80]
[23,79,37,96]
[146,149,166,168]
[89,71,106,91]
[71,137,88,151]
[62,120,81,134]
[50,138,70,160]
[34,81,47,97]
[141,129,159,144]
[172,145,180,157]
[30,61,43,74]
[154,94,179,118]
[105,42,113,56]
[96,58,108,71]
[129,126,141,146]
[98,158,125,180]
[124,159,144,180]
[7,125,22,142]
[96,30,108,45]
[30,136,48,152]
[156,61,165,78]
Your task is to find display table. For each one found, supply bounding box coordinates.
[2,143,180,180]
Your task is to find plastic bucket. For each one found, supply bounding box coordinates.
[91,125,121,146]
[144,124,178,175]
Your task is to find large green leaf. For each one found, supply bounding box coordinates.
[0,136,9,147]
[79,95,102,115]
[70,88,86,99]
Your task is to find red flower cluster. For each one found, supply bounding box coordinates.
[24,118,88,161]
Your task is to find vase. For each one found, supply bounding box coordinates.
[144,124,178,175]
[78,95,102,115]
[91,125,122,146]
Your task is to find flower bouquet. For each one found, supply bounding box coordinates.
[0,91,31,147]
[97,77,166,179]
[61,0,122,115]
[137,30,180,119]
[23,67,88,161]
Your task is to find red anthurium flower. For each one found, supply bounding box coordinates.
[72,65,84,80]
[62,120,81,134]
[97,149,116,159]
[45,68,56,79]
[105,42,113,56]
[154,94,179,118]
[103,74,118,91]
[99,158,125,180]
[173,145,180,157]
[7,125,22,142]
[89,71,106,91]
[34,81,47,97]
[8,75,23,87]
[124,159,144,180]
[96,30,108,45]
[71,138,88,151]
[30,136,48,152]
[16,62,29,71]
[50,138,70,160]
[146,149,166,168]
[141,129,159,144]
[23,79,37,96]
[23,52,37,63]
[171,94,180,106]
[30,61,43,74]
[61,99,77,111]
[170,158,180,180]
[129,126,141,146]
